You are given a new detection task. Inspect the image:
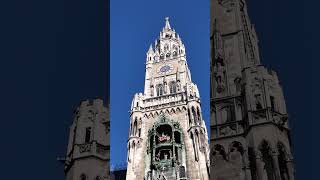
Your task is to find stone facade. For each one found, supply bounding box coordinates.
[210,0,295,180]
[126,18,210,180]
[63,99,110,180]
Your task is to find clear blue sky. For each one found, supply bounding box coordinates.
[110,0,210,167]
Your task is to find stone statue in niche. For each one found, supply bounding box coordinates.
[150,85,154,96]
[234,77,242,95]
[254,94,263,110]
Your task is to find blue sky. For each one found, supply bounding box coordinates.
[110,0,210,167]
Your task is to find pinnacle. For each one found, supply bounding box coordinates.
[165,17,171,30]
[147,44,154,54]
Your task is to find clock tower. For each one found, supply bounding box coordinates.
[126,18,210,180]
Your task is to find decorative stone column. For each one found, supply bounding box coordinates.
[243,150,252,180]
[271,149,281,180]
[286,158,295,180]
[255,151,265,180]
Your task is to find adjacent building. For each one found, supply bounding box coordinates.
[62,99,110,180]
[210,0,295,179]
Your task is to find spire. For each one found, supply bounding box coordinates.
[147,44,154,54]
[165,17,171,30]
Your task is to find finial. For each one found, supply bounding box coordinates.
[165,17,171,30]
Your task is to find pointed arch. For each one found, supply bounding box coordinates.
[259,140,276,180]
[191,106,197,125]
[188,108,192,126]
[80,174,87,180]
[229,141,244,155]
[169,81,177,94]
[277,142,290,180]
[182,106,187,111]
[133,117,138,136]
[212,144,227,160]
[197,106,202,124]
[190,132,198,161]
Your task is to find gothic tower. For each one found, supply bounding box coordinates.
[126,18,210,180]
[63,99,110,180]
[210,0,295,180]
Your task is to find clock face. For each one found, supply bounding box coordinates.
[157,64,174,75]
[160,65,171,73]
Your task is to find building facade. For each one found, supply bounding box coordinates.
[63,99,110,180]
[126,18,210,180]
[210,0,295,180]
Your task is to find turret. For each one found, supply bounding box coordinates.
[62,98,109,180]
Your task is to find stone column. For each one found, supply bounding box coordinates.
[271,150,281,180]
[243,150,252,180]
[286,159,295,180]
[256,153,265,180]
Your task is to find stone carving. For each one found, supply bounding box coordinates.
[79,143,92,153]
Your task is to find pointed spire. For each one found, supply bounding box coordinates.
[165,17,171,30]
[147,44,154,54]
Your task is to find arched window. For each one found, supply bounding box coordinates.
[197,107,201,124]
[192,107,197,124]
[179,166,186,178]
[156,84,164,96]
[133,118,138,136]
[188,108,192,126]
[259,140,275,180]
[191,133,198,161]
[277,142,289,180]
[169,81,177,94]
[128,143,131,161]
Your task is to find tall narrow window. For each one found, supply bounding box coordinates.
[188,108,192,126]
[191,133,198,161]
[169,81,177,94]
[197,107,201,124]
[270,96,275,111]
[156,84,164,96]
[85,127,91,143]
[192,107,197,124]
[133,118,137,136]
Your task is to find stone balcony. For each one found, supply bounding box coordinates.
[73,141,110,161]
